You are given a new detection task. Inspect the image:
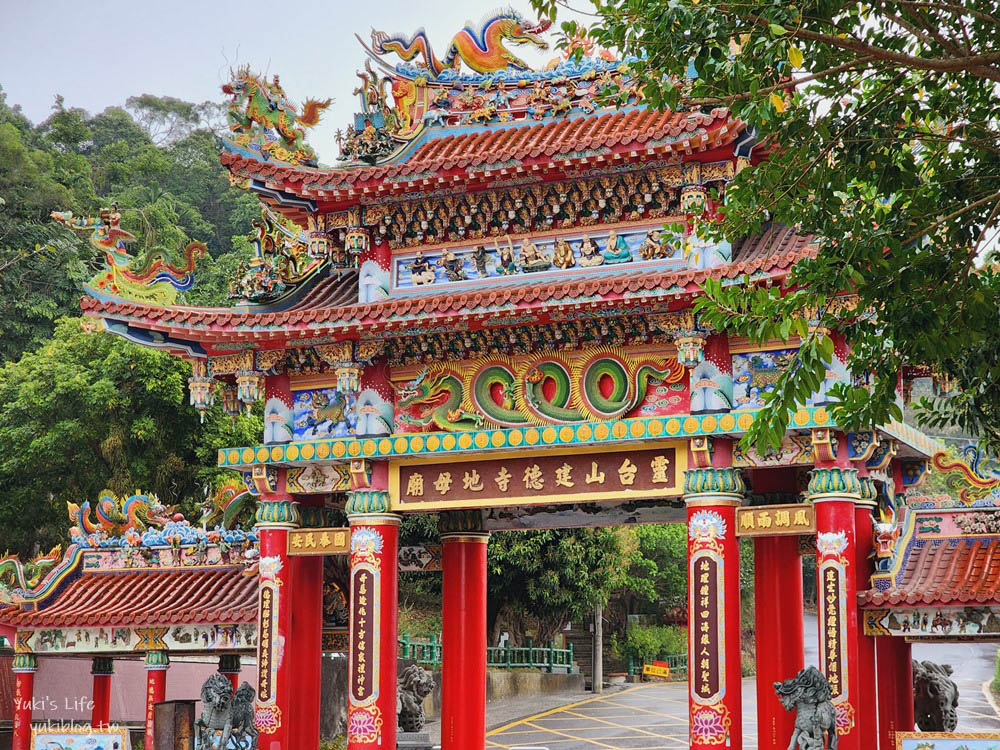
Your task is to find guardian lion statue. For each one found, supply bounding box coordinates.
[196,672,258,749]
[397,664,436,733]
[773,666,838,750]
[913,659,959,731]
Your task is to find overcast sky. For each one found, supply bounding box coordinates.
[0,0,566,162]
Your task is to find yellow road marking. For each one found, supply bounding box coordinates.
[486,685,650,736]
[521,721,619,748]
[561,708,679,740]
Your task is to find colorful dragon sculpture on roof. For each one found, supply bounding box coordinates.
[52,207,205,306]
[67,490,174,545]
[930,446,1000,505]
[0,546,63,603]
[199,481,253,530]
[223,67,331,166]
[371,8,552,77]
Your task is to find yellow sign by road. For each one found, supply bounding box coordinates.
[643,663,671,679]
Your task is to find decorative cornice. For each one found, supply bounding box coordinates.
[683,467,746,498]
[807,468,861,501]
[438,510,485,536]
[12,653,37,673]
[92,656,115,676]
[255,500,302,528]
[345,490,390,517]
[218,407,841,469]
[144,651,170,670]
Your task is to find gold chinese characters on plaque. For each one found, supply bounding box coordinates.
[287,527,350,555]
[391,443,685,511]
[735,504,815,537]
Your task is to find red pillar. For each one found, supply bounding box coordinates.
[854,478,878,750]
[12,653,36,750]
[290,496,325,749]
[810,468,861,750]
[685,467,744,749]
[91,656,113,728]
[346,483,399,750]
[754,534,804,749]
[253,471,298,747]
[440,518,489,750]
[876,636,913,749]
[219,653,241,691]
[144,651,168,747]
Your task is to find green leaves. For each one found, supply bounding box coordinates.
[532,0,1000,449]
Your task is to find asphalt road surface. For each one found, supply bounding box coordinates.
[484,614,1000,750]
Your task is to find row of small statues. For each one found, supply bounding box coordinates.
[775,660,958,750]
[408,229,676,285]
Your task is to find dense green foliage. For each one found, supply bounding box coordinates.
[0,86,256,365]
[0,318,260,555]
[534,1,1000,450]
[0,86,260,554]
[488,528,634,643]
[621,623,687,664]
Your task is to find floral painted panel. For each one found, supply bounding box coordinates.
[897,733,1000,750]
[293,387,358,440]
[732,349,799,410]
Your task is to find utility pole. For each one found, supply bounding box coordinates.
[593,603,603,694]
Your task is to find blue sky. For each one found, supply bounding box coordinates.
[0,0,564,162]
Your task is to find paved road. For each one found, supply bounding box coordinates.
[485,615,1000,750]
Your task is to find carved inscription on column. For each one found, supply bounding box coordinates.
[691,554,723,702]
[687,510,732,745]
[347,527,385,745]
[817,531,854,736]
[350,566,378,704]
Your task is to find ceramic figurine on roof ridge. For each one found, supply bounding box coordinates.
[223,66,330,166]
[52,207,206,306]
[370,9,552,78]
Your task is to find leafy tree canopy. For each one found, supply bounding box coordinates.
[533,1,1000,450]
[0,318,260,556]
[0,85,256,364]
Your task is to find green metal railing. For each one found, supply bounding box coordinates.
[627,653,688,679]
[399,634,574,673]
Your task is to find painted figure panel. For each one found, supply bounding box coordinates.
[732,349,799,410]
[294,386,358,440]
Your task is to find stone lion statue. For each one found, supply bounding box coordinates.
[773,666,838,750]
[397,664,436,733]
[913,659,959,732]
[197,672,258,749]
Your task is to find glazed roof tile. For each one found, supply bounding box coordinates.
[860,537,1000,607]
[2,567,257,628]
[222,108,742,194]
[82,224,815,343]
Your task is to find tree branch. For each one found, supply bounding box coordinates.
[753,19,1000,81]
[905,191,1000,244]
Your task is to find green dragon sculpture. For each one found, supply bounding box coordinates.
[394,350,686,431]
[395,369,486,431]
[223,67,331,166]
[0,545,63,604]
